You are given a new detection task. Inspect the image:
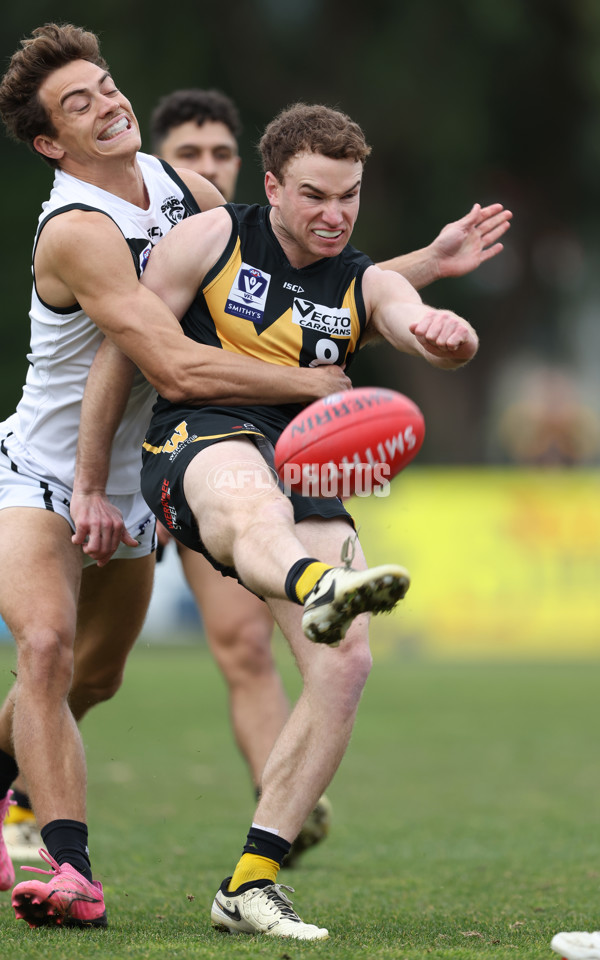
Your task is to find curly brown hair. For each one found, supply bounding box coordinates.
[259,103,371,182]
[0,23,108,167]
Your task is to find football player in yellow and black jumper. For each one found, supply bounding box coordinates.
[135,103,481,940]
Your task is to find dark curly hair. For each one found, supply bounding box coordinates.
[0,23,108,167]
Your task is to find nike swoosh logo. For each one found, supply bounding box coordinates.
[218,901,242,922]
[47,890,102,904]
[306,581,336,608]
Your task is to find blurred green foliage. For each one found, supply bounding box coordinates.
[1,0,598,462]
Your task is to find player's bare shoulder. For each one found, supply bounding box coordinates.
[35,208,133,308]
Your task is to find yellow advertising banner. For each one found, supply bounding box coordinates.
[350,468,600,659]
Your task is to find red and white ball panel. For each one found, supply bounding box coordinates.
[274,386,425,497]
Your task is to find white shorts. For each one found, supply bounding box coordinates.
[0,432,156,567]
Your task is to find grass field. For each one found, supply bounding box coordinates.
[0,637,598,959]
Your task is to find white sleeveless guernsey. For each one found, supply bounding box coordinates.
[1,152,198,494]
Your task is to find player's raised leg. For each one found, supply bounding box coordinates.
[182,439,409,637]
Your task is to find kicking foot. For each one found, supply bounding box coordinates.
[302,564,410,646]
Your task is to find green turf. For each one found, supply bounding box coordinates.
[0,639,598,959]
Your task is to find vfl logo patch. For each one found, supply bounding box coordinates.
[161,196,186,225]
[292,298,352,338]
[225,262,271,323]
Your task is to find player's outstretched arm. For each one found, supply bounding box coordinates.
[71,339,139,566]
[363,265,479,369]
[375,202,512,290]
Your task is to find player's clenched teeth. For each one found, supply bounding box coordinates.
[98,117,129,140]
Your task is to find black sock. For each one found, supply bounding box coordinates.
[0,749,18,799]
[284,557,320,604]
[41,819,92,881]
[243,826,291,865]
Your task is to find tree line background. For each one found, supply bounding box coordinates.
[1,0,599,465]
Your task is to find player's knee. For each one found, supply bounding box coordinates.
[340,643,373,699]
[310,642,372,715]
[256,493,295,528]
[17,627,74,694]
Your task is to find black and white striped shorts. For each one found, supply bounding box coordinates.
[0,432,156,566]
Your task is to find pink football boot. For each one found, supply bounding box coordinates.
[12,848,107,927]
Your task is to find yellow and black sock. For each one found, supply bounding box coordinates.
[228,826,292,891]
[284,558,331,605]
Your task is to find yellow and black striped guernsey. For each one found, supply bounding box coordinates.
[183,202,372,371]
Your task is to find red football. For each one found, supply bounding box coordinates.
[274,386,425,498]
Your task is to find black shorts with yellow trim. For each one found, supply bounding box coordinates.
[140,404,354,583]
